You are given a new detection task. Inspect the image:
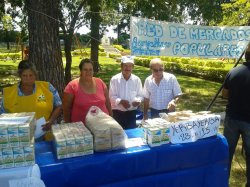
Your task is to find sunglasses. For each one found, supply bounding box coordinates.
[152,68,164,73]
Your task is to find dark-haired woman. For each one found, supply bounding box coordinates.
[63,58,112,124]
[1,60,62,141]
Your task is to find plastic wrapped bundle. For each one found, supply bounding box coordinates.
[85,106,126,152]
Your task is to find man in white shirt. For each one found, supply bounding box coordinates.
[109,56,143,129]
[143,58,182,119]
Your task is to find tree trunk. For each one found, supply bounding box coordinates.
[117,23,122,45]
[64,36,72,85]
[25,0,65,96]
[90,0,101,73]
[5,30,10,50]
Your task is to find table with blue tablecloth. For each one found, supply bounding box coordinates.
[35,128,229,187]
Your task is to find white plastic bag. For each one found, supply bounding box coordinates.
[85,106,126,151]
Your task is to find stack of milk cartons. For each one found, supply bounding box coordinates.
[0,112,36,169]
[52,122,93,159]
[141,118,170,147]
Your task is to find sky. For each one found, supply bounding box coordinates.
[77,25,117,38]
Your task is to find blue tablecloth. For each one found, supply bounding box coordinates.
[35,128,229,187]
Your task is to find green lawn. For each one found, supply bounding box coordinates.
[0,55,246,186]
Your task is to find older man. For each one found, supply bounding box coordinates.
[109,56,143,129]
[143,58,182,119]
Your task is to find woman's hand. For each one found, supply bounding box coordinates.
[42,121,52,131]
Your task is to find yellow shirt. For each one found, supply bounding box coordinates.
[3,81,53,121]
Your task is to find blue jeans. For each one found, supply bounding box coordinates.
[150,108,169,118]
[112,110,137,129]
[223,116,250,187]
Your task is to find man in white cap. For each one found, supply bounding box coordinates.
[222,44,250,187]
[109,56,143,129]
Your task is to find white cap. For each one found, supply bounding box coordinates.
[121,56,134,64]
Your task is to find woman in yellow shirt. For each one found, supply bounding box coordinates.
[1,60,62,141]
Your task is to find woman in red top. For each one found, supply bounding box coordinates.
[63,58,112,124]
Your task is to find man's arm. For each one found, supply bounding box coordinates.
[143,98,150,120]
[222,88,229,99]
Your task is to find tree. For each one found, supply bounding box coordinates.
[0,0,5,21]
[1,15,13,49]
[89,0,102,72]
[219,0,250,26]
[180,0,224,25]
[25,0,65,95]
[59,0,87,84]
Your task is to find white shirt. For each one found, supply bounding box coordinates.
[109,73,144,111]
[144,72,182,110]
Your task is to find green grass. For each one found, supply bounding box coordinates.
[0,54,246,186]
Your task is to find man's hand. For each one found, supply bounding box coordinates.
[120,100,130,109]
[132,101,140,107]
[167,100,176,112]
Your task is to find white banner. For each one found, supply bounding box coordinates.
[169,115,220,144]
[130,16,250,58]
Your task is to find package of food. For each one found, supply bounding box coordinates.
[52,122,94,159]
[85,106,125,151]
[2,147,14,168]
[0,112,36,143]
[0,124,8,149]
[23,145,35,166]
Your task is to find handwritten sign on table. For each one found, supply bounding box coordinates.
[169,115,221,144]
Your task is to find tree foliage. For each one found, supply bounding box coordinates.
[180,0,223,25]
[219,0,250,26]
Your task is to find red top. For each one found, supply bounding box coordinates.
[64,77,109,124]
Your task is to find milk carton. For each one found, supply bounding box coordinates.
[8,124,19,147]
[54,132,68,159]
[23,145,35,166]
[65,133,76,158]
[2,147,14,168]
[160,125,170,144]
[74,131,85,157]
[0,124,8,148]
[0,148,3,169]
[83,131,93,155]
[13,147,25,167]
[147,127,162,147]
[19,123,30,146]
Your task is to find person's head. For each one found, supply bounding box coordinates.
[79,58,94,79]
[18,60,37,85]
[121,56,134,80]
[150,58,164,79]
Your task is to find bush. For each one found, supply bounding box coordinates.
[0,52,21,60]
[113,45,124,52]
[134,56,228,83]
[99,46,105,52]
[109,53,121,59]
[99,51,107,56]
